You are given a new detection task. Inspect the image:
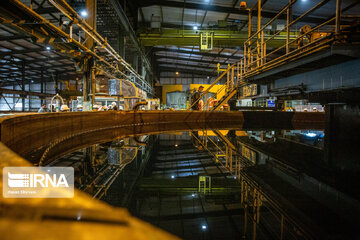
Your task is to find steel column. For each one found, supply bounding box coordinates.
[21,62,25,112]
[335,0,342,34]
[91,65,96,107]
[40,68,44,105]
[286,0,293,53]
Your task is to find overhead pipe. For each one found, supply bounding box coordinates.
[5,0,152,94]
[46,0,151,91]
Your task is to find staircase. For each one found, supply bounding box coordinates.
[188,63,245,111]
[212,88,237,111]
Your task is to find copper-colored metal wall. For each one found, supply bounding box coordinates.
[0,111,324,163]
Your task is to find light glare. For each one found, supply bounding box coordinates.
[80,10,88,17]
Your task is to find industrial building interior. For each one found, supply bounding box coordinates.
[0,0,359,239]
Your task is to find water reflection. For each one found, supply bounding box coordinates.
[50,136,147,198]
[51,129,360,240]
[190,129,359,239]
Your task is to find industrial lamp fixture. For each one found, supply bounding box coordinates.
[240,1,247,10]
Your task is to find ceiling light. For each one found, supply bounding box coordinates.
[171,175,175,179]
[175,144,178,147]
[305,132,317,137]
[175,71,179,75]
[46,46,51,51]
[193,26,198,30]
[202,225,207,230]
[80,9,88,18]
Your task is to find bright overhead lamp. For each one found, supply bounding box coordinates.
[193,26,198,30]
[46,46,51,51]
[80,9,88,18]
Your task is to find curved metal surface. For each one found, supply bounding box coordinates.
[0,111,324,165]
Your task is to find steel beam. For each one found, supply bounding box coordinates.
[0,47,45,57]
[156,56,225,65]
[154,47,240,60]
[158,67,218,76]
[138,0,326,24]
[139,29,295,48]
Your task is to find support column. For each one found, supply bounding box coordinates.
[13,83,15,110]
[256,0,261,67]
[41,68,44,105]
[133,55,139,72]
[83,62,89,103]
[54,71,58,94]
[335,0,342,34]
[84,0,97,109]
[91,65,96,107]
[286,0,293,54]
[21,62,25,112]
[28,76,31,111]
[118,25,126,58]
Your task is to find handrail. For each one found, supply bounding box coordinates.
[199,0,359,111]
[239,0,358,80]
[245,0,298,44]
[188,64,236,110]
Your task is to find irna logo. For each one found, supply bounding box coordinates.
[8,172,69,188]
[3,167,74,198]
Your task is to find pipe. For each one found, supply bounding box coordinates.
[133,101,148,111]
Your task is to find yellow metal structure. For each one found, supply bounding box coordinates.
[198,176,212,194]
[200,32,214,51]
[139,29,297,48]
[161,84,183,105]
[190,0,359,111]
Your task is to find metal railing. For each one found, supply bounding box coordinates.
[188,63,246,110]
[197,0,359,110]
[241,0,359,79]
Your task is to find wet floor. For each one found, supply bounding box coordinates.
[52,129,360,240]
